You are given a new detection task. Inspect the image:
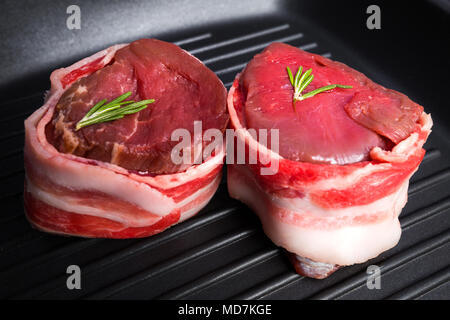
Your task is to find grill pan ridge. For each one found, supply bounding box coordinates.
[0,0,449,300]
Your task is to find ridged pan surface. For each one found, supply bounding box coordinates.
[0,1,449,300]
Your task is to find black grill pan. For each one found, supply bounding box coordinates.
[0,0,449,300]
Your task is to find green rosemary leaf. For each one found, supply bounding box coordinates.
[286,67,294,86]
[100,114,125,122]
[105,91,132,107]
[286,66,352,105]
[77,112,123,129]
[122,105,149,115]
[298,74,314,94]
[298,68,312,90]
[75,92,154,131]
[94,104,122,115]
[85,99,107,118]
[294,66,303,87]
[122,99,155,110]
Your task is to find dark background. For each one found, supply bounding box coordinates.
[1,0,449,126]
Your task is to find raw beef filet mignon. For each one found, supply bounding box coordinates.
[24,39,228,238]
[227,43,432,278]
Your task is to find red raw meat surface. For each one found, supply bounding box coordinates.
[239,43,423,165]
[47,39,228,174]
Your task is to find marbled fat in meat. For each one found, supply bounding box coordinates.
[46,39,228,174]
[24,41,226,238]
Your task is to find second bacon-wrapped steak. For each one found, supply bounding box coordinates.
[227,43,432,278]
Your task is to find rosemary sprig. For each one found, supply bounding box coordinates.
[286,66,352,103]
[75,92,154,130]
